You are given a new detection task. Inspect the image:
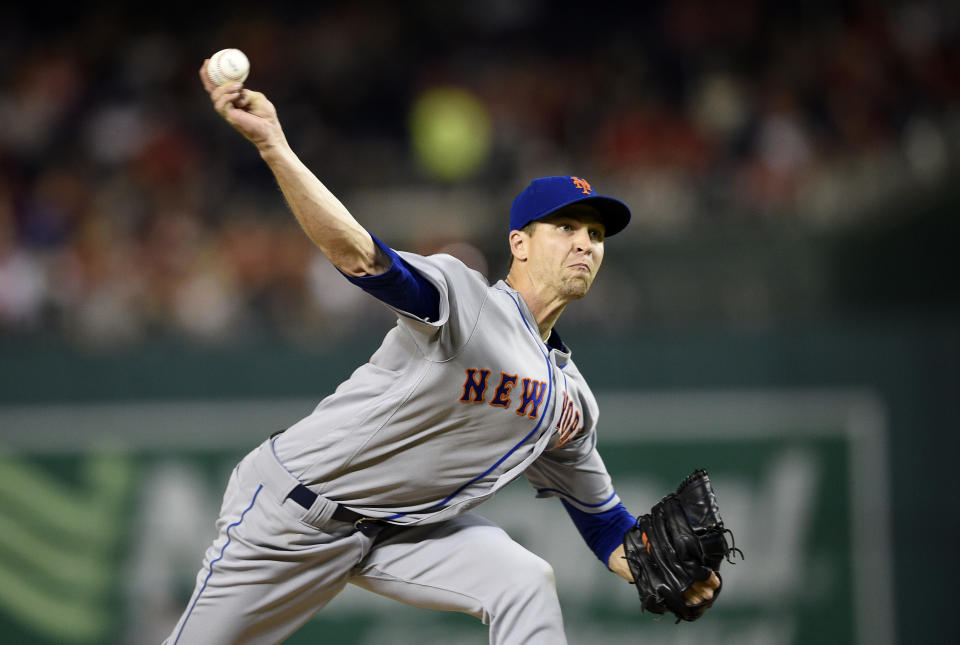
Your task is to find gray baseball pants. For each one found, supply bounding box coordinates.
[163,441,566,644]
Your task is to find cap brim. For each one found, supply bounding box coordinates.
[540,195,632,237]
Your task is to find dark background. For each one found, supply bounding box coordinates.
[1,2,958,643]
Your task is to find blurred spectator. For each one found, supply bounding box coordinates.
[0,183,45,329]
[0,1,957,346]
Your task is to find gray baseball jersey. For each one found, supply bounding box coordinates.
[166,251,618,645]
[273,251,621,524]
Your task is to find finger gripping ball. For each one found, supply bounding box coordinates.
[208,48,250,85]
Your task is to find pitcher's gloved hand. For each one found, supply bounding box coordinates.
[622,469,743,622]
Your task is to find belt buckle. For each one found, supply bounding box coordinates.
[353,517,382,536]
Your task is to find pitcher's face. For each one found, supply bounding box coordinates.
[524,205,606,301]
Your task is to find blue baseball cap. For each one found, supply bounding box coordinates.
[509,176,631,237]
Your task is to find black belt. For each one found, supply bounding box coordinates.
[287,484,385,536]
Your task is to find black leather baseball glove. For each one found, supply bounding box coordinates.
[622,469,742,622]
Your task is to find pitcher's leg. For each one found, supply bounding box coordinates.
[164,462,371,645]
[350,513,566,645]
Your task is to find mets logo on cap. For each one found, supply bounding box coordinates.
[570,176,592,194]
[509,175,632,236]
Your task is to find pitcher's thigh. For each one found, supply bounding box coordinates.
[165,484,366,645]
[350,513,565,642]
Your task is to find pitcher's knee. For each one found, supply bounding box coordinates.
[497,553,557,605]
[484,553,565,643]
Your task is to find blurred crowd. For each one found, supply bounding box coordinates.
[1,1,958,346]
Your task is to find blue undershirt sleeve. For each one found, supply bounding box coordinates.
[561,500,636,567]
[341,234,441,321]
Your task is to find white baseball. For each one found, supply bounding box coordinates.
[207,48,250,86]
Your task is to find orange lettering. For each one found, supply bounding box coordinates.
[571,176,592,194]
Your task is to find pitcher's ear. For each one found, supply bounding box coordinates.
[509,229,529,262]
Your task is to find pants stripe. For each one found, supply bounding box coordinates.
[172,484,263,645]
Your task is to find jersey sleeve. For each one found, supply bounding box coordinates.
[367,247,490,361]
[339,235,490,361]
[343,236,441,321]
[524,431,622,513]
[525,432,633,565]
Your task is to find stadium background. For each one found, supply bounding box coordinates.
[0,2,957,643]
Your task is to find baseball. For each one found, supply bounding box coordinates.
[207,48,250,86]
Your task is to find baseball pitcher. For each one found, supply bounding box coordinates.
[163,59,739,645]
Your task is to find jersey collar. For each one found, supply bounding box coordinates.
[495,280,572,360]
